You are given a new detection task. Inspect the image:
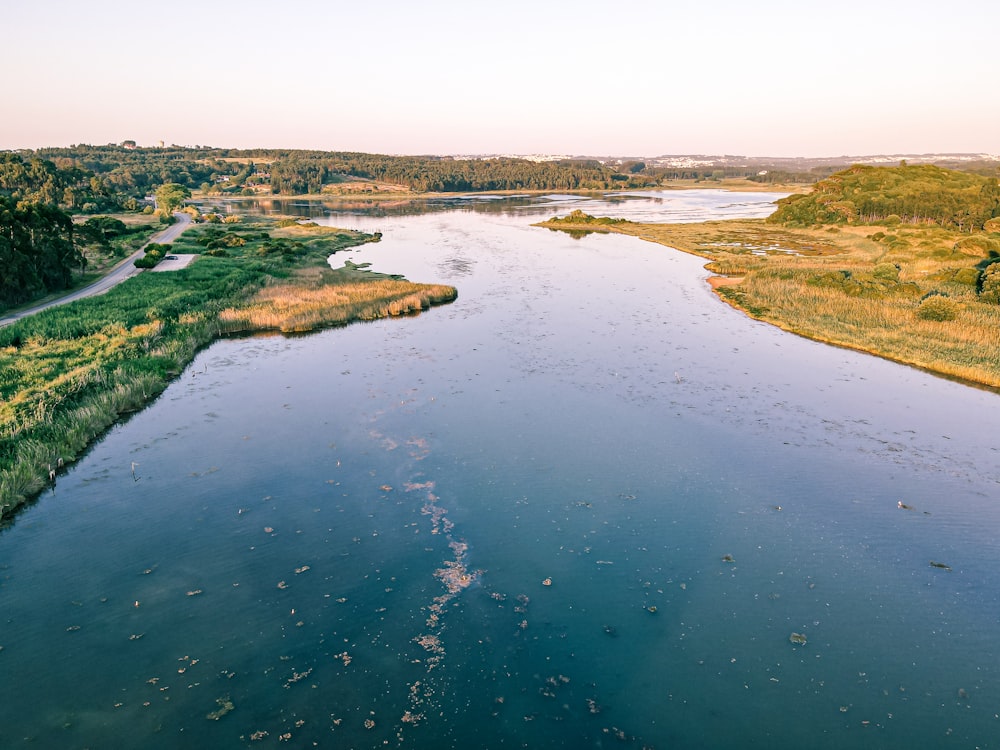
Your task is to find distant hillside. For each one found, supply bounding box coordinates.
[769,164,1000,232]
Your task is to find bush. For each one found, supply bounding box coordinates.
[916,295,959,321]
[872,263,900,282]
[953,267,980,285]
[954,235,1000,256]
[979,264,1000,304]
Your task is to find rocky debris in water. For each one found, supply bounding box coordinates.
[603,726,632,742]
[929,561,952,571]
[283,667,313,688]
[542,577,552,586]
[722,554,735,563]
[789,632,808,645]
[206,695,235,721]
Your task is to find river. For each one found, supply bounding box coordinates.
[2,190,998,749]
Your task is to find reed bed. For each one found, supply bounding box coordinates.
[218,280,458,334]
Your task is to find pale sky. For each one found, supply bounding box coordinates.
[5,0,998,157]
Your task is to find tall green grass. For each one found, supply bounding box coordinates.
[0,222,457,521]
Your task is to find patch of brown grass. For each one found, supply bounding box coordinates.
[218,278,457,334]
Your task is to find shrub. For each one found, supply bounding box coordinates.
[916,295,959,321]
[979,264,1000,304]
[954,235,1000,256]
[872,263,900,282]
[953,267,980,285]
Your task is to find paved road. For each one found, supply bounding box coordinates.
[0,212,193,327]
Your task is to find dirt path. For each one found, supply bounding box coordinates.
[0,212,193,327]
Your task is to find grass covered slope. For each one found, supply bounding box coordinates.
[0,216,456,519]
[769,164,999,232]
[538,165,1000,389]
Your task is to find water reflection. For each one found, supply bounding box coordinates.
[196,189,784,224]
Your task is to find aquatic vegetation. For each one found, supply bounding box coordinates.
[206,695,235,721]
[789,632,808,645]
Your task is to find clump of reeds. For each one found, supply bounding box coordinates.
[218,280,457,334]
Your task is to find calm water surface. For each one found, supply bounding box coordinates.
[3,191,999,749]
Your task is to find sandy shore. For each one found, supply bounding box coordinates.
[708,275,743,290]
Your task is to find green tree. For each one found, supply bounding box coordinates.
[0,195,82,307]
[155,183,191,215]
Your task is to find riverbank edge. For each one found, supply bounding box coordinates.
[193,178,809,204]
[0,257,458,526]
[535,219,1000,393]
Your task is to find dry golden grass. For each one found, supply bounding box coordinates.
[658,178,812,194]
[270,224,361,240]
[218,278,457,334]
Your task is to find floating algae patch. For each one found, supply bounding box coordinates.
[206,695,234,721]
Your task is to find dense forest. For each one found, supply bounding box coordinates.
[0,194,82,307]
[30,145,657,194]
[770,164,1000,232]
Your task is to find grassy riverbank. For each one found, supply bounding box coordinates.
[0,217,456,521]
[538,213,1000,389]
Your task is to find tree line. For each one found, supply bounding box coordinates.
[0,194,82,307]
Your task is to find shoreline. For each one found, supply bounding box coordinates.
[194,179,809,204]
[0,224,457,522]
[538,218,1000,393]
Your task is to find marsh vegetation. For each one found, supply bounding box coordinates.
[540,166,1000,388]
[0,215,455,519]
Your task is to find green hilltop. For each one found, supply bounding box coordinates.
[769,164,1000,232]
